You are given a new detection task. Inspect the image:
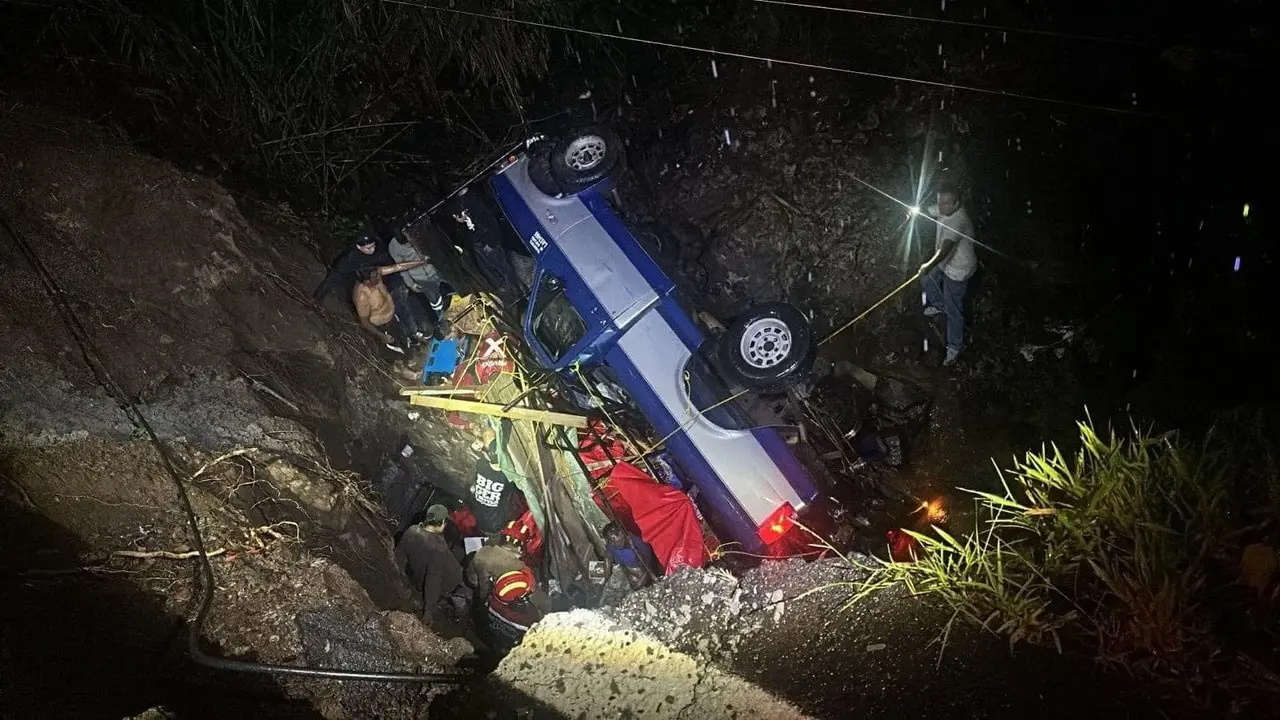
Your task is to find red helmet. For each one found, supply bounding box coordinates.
[501,518,536,547]
[492,567,536,604]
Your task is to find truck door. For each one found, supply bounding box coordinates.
[522,269,609,371]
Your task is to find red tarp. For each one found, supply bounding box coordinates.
[579,427,709,574]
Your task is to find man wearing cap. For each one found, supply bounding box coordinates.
[394,504,467,623]
[314,226,393,302]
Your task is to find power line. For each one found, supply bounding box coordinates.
[751,0,1148,47]
[383,0,1156,117]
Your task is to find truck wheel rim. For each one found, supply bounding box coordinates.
[564,135,607,171]
[740,318,792,370]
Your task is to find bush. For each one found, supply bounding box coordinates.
[9,0,588,210]
[866,413,1280,710]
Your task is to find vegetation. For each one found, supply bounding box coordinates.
[862,413,1280,710]
[5,0,588,210]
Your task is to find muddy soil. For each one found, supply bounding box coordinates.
[0,103,489,716]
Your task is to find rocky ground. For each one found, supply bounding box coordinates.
[440,558,1185,719]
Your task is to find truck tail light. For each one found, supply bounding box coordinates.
[757,502,796,545]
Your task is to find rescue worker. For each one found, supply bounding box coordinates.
[484,567,543,653]
[467,521,551,612]
[353,263,424,353]
[394,504,468,623]
[918,182,977,367]
[388,230,450,337]
[466,529,526,599]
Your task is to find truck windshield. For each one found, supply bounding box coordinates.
[683,349,755,431]
[531,273,586,361]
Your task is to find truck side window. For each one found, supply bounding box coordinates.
[531,273,586,361]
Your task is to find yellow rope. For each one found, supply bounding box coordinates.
[625,263,930,460]
[818,267,924,347]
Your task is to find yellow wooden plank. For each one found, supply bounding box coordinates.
[406,394,588,428]
[399,385,482,396]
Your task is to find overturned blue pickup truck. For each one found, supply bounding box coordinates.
[409,128,829,556]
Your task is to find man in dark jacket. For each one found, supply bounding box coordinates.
[394,504,467,622]
[314,227,392,301]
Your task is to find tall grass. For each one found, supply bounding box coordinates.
[15,0,586,209]
[865,413,1280,709]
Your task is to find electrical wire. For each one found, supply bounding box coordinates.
[382,0,1158,118]
[1,215,471,685]
[750,0,1148,47]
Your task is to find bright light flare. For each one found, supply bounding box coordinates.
[913,497,949,524]
[909,205,921,216]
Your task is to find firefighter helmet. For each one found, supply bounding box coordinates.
[492,567,535,604]
[501,518,536,547]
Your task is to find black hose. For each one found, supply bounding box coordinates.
[3,216,471,685]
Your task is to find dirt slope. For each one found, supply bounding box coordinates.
[0,103,482,717]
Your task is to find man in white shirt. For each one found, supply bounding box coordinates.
[919,183,977,366]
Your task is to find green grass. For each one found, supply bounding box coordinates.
[853,412,1280,709]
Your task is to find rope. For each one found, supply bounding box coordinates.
[819,268,926,347]
[382,0,1159,118]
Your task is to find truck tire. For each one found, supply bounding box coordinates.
[718,302,815,392]
[549,127,622,194]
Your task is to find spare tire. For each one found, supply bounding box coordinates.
[549,126,622,194]
[718,302,815,392]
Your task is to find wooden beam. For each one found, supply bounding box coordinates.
[399,386,481,396]
[406,394,588,428]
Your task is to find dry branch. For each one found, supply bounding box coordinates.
[112,548,227,560]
